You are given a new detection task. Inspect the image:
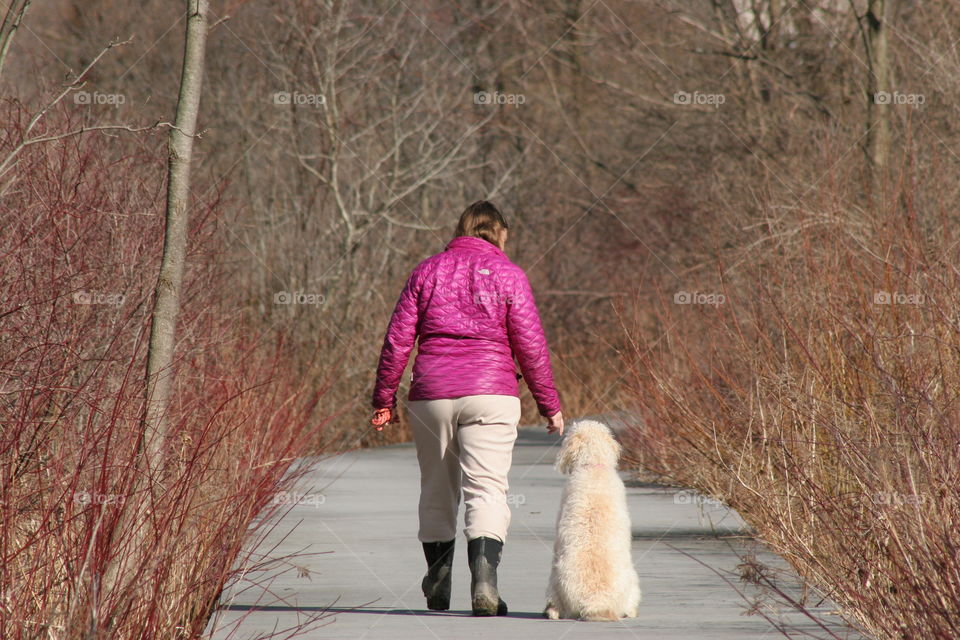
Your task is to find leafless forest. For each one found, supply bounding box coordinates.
[2,1,958,638]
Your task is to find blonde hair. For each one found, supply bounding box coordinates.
[454,200,509,249]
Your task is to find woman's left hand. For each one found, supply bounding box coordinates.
[371,407,397,430]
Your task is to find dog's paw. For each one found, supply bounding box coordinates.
[543,605,560,620]
[581,609,618,622]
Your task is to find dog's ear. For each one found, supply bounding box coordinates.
[555,430,585,474]
[603,432,623,467]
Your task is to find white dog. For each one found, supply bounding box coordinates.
[544,419,641,621]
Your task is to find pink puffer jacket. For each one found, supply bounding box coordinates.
[372,235,561,417]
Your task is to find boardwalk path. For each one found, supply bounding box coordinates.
[209,427,854,639]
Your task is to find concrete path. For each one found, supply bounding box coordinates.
[208,427,855,639]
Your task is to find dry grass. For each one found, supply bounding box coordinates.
[620,145,960,638]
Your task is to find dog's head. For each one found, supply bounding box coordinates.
[554,419,622,475]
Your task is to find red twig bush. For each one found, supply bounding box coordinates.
[0,100,325,639]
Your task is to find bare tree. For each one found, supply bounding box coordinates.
[144,0,210,470]
[202,1,509,439]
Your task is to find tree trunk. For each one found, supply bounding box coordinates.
[143,0,210,472]
[866,0,892,173]
[0,0,31,80]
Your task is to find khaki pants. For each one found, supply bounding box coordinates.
[407,394,521,544]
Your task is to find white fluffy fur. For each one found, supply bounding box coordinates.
[544,419,642,621]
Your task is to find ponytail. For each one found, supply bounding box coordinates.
[454,200,509,249]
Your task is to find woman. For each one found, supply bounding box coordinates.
[370,200,564,616]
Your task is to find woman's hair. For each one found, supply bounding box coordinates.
[454,200,509,249]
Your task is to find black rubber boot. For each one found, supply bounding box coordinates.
[467,536,508,616]
[421,539,455,610]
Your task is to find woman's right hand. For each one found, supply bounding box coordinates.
[546,411,564,436]
[371,407,397,430]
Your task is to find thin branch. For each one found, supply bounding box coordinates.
[0,121,184,184]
